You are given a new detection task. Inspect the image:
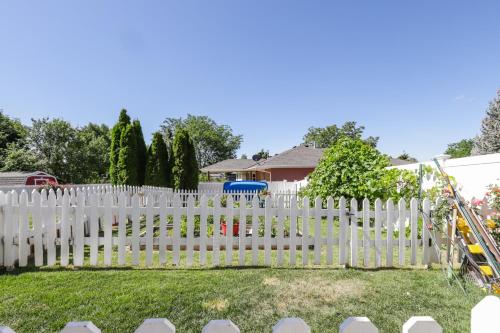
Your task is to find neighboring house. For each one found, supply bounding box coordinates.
[0,171,58,186]
[201,145,325,182]
[202,145,417,182]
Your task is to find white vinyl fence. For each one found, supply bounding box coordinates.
[1,296,498,333]
[0,186,441,269]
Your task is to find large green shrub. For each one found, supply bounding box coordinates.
[145,132,170,186]
[109,109,131,184]
[172,128,199,190]
[117,124,139,185]
[304,137,418,201]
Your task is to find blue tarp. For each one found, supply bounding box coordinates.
[223,181,268,192]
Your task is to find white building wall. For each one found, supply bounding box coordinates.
[390,153,500,200]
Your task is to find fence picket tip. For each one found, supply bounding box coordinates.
[402,316,441,333]
[135,318,175,333]
[339,317,378,333]
[471,295,500,333]
[60,321,101,333]
[0,327,16,333]
[202,320,240,333]
[272,318,310,333]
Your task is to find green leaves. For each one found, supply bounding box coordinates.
[305,137,418,202]
[172,128,199,190]
[145,132,171,187]
[161,115,242,168]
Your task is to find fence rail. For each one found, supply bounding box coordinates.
[0,296,498,333]
[0,186,442,269]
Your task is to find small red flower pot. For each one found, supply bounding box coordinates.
[221,221,240,236]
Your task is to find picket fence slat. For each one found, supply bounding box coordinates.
[289,195,297,266]
[398,198,406,266]
[18,191,29,267]
[386,199,394,267]
[301,197,309,266]
[374,198,382,268]
[239,195,247,266]
[363,198,370,267]
[410,198,418,265]
[350,198,358,268]
[338,197,347,266]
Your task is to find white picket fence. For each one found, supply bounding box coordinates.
[1,296,498,333]
[0,186,443,269]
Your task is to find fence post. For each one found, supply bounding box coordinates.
[202,320,240,333]
[60,321,101,333]
[402,317,441,333]
[272,318,310,333]
[339,317,378,333]
[471,295,500,333]
[135,318,175,333]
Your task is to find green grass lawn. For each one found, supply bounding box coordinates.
[0,264,487,333]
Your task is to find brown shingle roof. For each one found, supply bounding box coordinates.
[200,159,257,173]
[249,145,325,170]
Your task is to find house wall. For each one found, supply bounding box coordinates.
[266,168,314,182]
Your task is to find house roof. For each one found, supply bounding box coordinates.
[200,159,257,173]
[249,145,325,170]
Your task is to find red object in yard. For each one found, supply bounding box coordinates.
[221,221,239,236]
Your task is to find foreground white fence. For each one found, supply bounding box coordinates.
[0,188,439,267]
[1,296,498,333]
[0,186,442,269]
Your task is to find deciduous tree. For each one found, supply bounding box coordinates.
[161,115,242,168]
[445,139,473,158]
[303,121,379,148]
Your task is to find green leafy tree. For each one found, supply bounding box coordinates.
[172,128,199,190]
[161,114,242,168]
[303,121,379,148]
[1,143,45,172]
[445,139,473,158]
[76,123,111,183]
[117,124,139,185]
[109,109,131,184]
[397,151,418,162]
[133,120,147,185]
[240,154,248,159]
[253,149,269,161]
[28,118,82,183]
[304,137,417,201]
[145,132,170,186]
[0,112,28,168]
[473,90,500,154]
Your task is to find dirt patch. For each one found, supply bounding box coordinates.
[262,276,366,313]
[202,298,229,312]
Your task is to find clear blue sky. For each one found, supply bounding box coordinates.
[1,1,499,161]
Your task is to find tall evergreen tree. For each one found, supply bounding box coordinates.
[172,128,199,190]
[117,124,138,185]
[145,132,170,186]
[133,120,147,185]
[473,90,500,154]
[109,109,131,184]
[165,129,174,187]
